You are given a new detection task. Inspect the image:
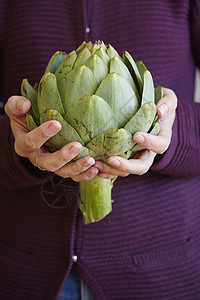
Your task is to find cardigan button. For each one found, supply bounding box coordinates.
[72,255,78,262]
[85,27,90,33]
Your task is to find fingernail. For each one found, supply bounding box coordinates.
[69,145,82,155]
[82,157,94,167]
[17,100,27,111]
[134,134,145,144]
[108,158,120,167]
[158,103,168,117]
[48,122,61,134]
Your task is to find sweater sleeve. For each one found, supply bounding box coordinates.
[0,1,46,189]
[151,1,200,178]
[151,99,200,178]
[0,114,48,189]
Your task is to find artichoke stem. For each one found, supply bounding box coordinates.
[79,176,113,224]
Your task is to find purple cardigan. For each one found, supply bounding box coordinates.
[0,0,200,299]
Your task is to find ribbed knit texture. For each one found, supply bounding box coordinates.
[0,1,200,299]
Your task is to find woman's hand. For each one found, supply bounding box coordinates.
[5,96,98,181]
[94,88,178,179]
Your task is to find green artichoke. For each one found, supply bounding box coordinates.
[21,40,163,224]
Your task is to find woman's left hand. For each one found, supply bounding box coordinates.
[94,88,177,179]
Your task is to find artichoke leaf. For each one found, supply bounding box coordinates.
[55,50,77,82]
[45,51,67,74]
[95,73,139,128]
[21,79,40,125]
[34,82,39,93]
[155,85,164,105]
[84,54,108,86]
[123,51,143,94]
[141,70,155,105]
[95,47,110,68]
[61,65,97,113]
[119,151,132,159]
[76,41,87,55]
[85,41,93,51]
[86,128,135,159]
[40,109,84,149]
[38,73,65,117]
[73,146,96,161]
[150,85,163,129]
[90,42,100,55]
[97,40,107,51]
[103,128,135,156]
[124,101,157,135]
[85,132,105,160]
[129,143,144,153]
[65,94,116,145]
[73,47,91,68]
[149,119,160,135]
[110,56,139,98]
[135,61,147,82]
[106,44,121,60]
[26,113,38,131]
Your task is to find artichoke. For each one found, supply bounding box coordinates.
[21,40,163,224]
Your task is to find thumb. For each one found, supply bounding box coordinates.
[156,88,177,118]
[5,96,31,118]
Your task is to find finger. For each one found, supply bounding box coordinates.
[133,129,171,155]
[156,88,177,118]
[5,96,31,118]
[107,151,156,176]
[15,120,62,156]
[70,167,99,182]
[97,173,118,179]
[35,143,85,171]
[31,142,83,171]
[55,156,96,178]
[94,160,129,177]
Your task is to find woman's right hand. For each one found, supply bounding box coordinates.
[5,96,99,181]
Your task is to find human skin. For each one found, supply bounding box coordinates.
[5,88,177,181]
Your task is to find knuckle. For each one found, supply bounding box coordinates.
[158,148,166,155]
[47,167,56,172]
[71,176,79,182]
[143,139,152,150]
[85,167,98,180]
[138,166,149,176]
[47,163,57,172]
[56,163,80,179]
[55,169,69,178]
[14,141,23,157]
[40,128,50,140]
[71,174,87,182]
[84,174,94,181]
[158,139,170,155]
[4,97,14,115]
[121,172,129,177]
[72,162,83,175]
[24,134,37,151]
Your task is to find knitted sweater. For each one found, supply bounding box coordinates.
[0,0,200,299]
